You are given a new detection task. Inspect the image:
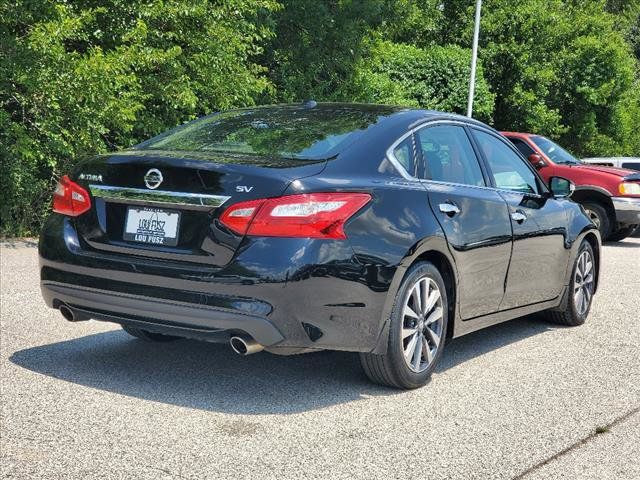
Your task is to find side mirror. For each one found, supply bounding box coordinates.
[528,153,547,169]
[549,176,575,198]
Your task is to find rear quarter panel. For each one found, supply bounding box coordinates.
[286,169,453,354]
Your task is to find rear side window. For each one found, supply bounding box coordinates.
[622,162,640,171]
[415,125,486,187]
[509,138,535,158]
[393,137,415,175]
[473,130,540,194]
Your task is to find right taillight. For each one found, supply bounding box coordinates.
[219,192,371,239]
[52,175,91,216]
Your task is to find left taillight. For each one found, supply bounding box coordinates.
[52,175,91,216]
[219,192,371,239]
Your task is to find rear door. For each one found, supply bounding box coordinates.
[414,123,513,320]
[471,128,569,309]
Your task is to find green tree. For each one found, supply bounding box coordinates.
[1,0,279,235]
[344,40,495,121]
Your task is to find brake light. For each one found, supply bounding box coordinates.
[52,175,91,216]
[219,193,371,239]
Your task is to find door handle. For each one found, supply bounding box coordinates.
[511,211,527,223]
[439,202,461,216]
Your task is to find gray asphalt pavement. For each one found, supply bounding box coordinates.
[1,238,639,479]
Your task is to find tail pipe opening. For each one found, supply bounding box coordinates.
[59,304,89,322]
[229,335,264,355]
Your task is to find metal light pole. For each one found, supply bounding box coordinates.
[467,0,482,117]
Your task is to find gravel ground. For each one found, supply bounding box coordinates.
[1,238,639,479]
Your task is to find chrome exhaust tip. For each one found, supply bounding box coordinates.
[230,335,264,355]
[59,304,89,322]
[59,304,76,322]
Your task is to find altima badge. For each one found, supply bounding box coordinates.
[144,168,163,190]
[79,173,103,182]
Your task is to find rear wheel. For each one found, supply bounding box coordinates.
[580,202,611,240]
[360,262,448,389]
[122,325,181,342]
[546,240,595,326]
[607,225,638,242]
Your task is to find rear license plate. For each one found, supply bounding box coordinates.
[123,207,181,246]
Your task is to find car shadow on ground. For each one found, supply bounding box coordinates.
[603,240,640,248]
[10,315,555,414]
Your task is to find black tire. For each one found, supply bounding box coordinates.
[546,240,596,326]
[607,225,638,242]
[122,325,181,342]
[580,201,611,240]
[360,261,448,389]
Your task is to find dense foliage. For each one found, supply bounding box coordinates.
[2,0,639,235]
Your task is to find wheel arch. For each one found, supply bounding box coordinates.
[571,187,616,222]
[409,250,457,341]
[582,231,601,293]
[370,238,458,354]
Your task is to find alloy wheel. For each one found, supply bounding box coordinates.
[573,249,594,315]
[584,208,601,229]
[401,277,444,373]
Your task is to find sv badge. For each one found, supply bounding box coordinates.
[236,186,254,193]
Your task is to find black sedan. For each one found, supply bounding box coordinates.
[39,103,600,389]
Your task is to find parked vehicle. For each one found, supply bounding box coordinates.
[40,103,601,389]
[582,157,640,171]
[502,132,640,241]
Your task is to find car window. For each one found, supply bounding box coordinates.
[622,162,640,171]
[393,137,415,176]
[473,130,540,194]
[508,138,535,158]
[530,135,580,165]
[137,104,396,161]
[415,125,485,187]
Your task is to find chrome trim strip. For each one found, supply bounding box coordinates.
[385,119,548,198]
[612,196,640,212]
[89,185,231,209]
[386,119,486,181]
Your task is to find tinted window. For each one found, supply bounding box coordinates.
[509,138,535,158]
[416,125,485,187]
[530,135,580,165]
[622,162,640,171]
[473,130,540,194]
[138,105,395,160]
[393,137,415,175]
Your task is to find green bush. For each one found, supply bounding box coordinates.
[343,40,495,122]
[0,0,279,236]
[1,0,639,236]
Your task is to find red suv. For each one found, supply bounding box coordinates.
[502,132,640,241]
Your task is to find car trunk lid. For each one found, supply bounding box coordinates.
[72,149,327,266]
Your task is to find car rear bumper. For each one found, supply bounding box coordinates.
[612,196,640,225]
[41,281,284,346]
[39,215,392,353]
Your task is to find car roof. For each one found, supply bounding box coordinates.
[229,102,491,130]
[500,131,536,137]
[583,157,640,161]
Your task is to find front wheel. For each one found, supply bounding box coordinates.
[360,262,448,389]
[581,202,611,240]
[546,240,596,326]
[607,225,638,242]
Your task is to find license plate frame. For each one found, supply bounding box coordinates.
[123,206,181,247]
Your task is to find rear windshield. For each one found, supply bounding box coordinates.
[137,105,392,160]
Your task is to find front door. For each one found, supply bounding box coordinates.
[471,129,570,309]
